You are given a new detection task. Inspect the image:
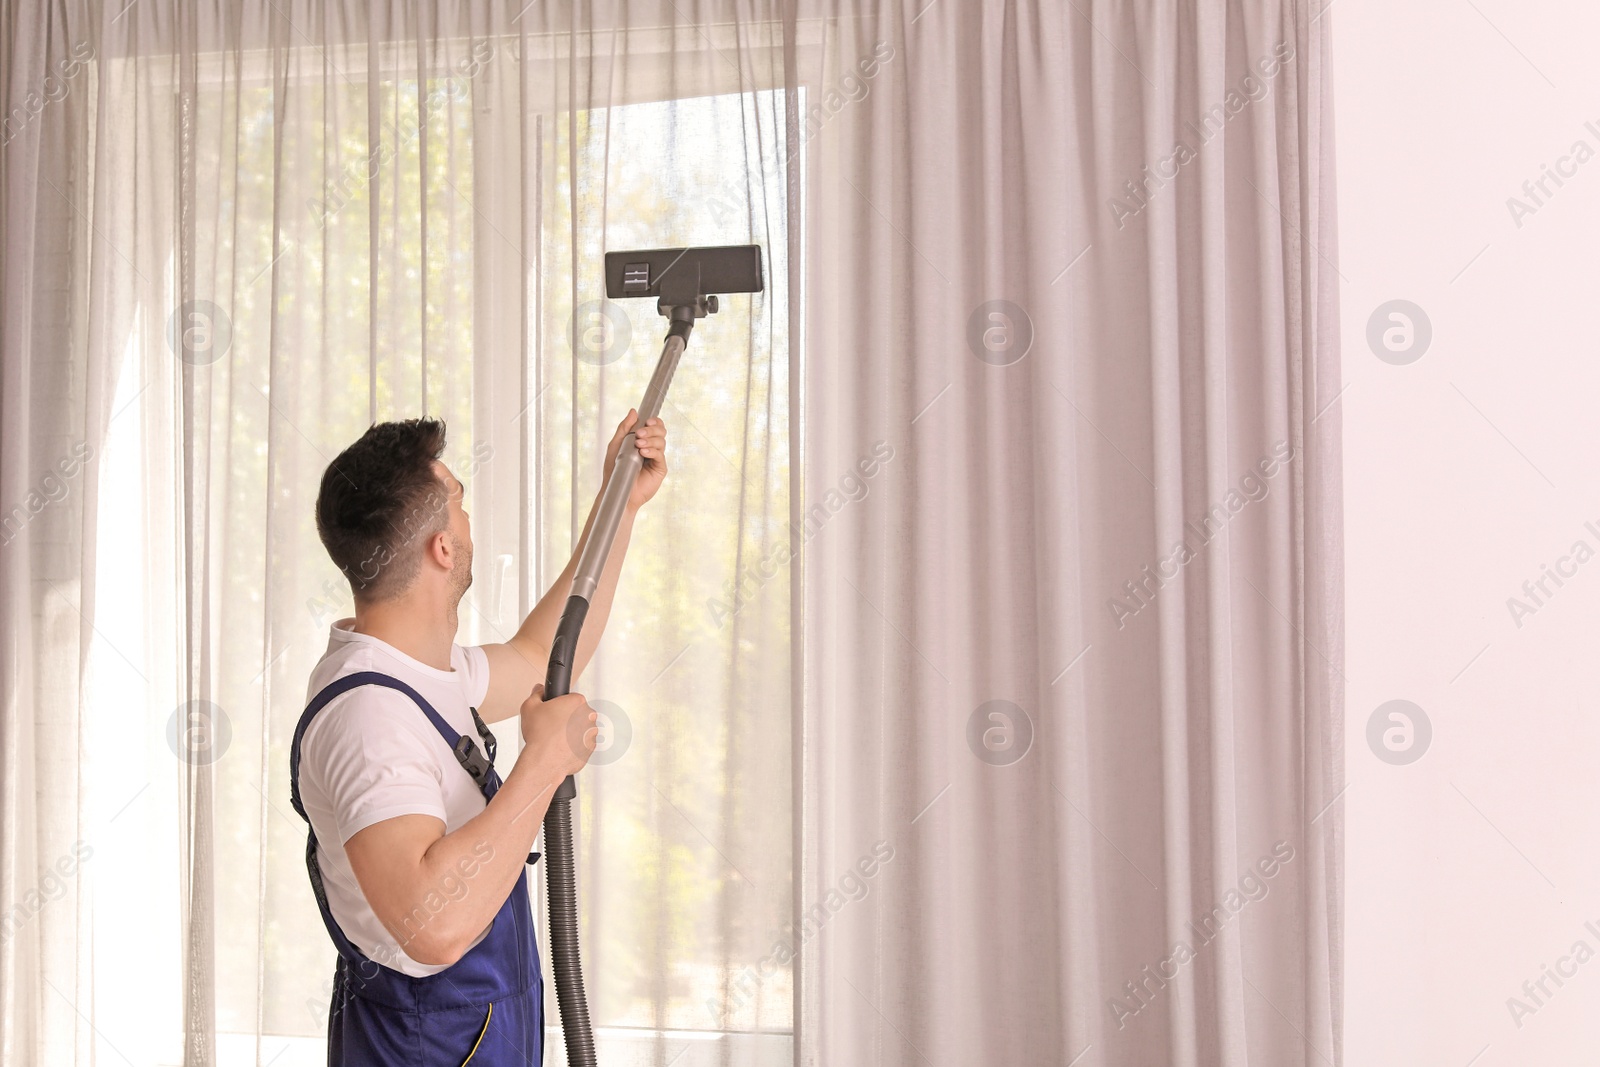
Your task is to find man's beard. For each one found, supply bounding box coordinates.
[448,531,474,604]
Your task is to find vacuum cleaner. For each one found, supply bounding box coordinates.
[541,244,765,1067]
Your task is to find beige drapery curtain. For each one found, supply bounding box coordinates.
[792,2,1342,1066]
[0,1,1341,1065]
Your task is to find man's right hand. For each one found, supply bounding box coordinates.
[521,683,597,780]
[348,684,599,969]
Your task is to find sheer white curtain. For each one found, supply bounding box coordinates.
[1,2,1342,1066]
[4,2,792,1065]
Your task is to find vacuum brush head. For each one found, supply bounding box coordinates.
[604,245,764,308]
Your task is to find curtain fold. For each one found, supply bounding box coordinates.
[0,1,1340,1065]
[0,0,113,1062]
[793,2,1342,1065]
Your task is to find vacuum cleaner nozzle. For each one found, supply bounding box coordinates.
[549,240,765,1067]
[547,241,764,1067]
[604,245,764,307]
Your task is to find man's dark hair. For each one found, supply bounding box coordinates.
[315,418,451,601]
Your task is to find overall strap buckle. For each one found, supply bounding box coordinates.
[452,733,492,788]
[452,706,498,792]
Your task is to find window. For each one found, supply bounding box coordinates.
[87,31,795,1067]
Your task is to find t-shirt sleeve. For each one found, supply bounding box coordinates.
[456,644,492,708]
[301,689,450,843]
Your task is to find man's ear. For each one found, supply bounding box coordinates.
[424,528,453,571]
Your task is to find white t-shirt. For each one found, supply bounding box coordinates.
[298,619,497,977]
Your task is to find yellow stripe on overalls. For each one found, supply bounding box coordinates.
[461,1001,492,1066]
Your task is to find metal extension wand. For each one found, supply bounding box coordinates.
[541,245,764,1067]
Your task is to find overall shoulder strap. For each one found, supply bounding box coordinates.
[288,670,474,972]
[290,670,464,820]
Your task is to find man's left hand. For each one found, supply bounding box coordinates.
[603,409,668,510]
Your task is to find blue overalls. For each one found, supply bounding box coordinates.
[290,671,544,1066]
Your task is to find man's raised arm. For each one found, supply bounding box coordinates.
[477,411,667,723]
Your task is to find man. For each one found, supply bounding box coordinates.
[289,410,668,1065]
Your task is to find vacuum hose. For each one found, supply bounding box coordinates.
[543,594,593,1067]
[542,322,691,1067]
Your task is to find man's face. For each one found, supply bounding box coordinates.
[434,461,473,600]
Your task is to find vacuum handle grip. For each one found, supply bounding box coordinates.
[544,595,588,700]
[544,594,589,802]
